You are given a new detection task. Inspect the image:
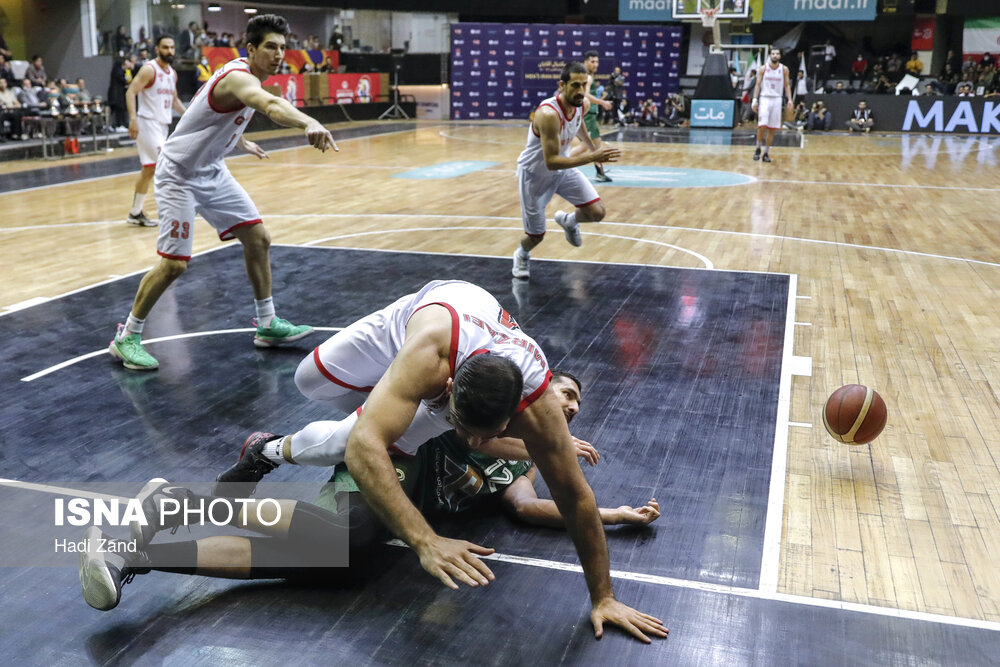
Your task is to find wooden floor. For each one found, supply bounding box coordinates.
[3,120,1000,632]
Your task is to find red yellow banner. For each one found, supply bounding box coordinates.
[202,47,340,74]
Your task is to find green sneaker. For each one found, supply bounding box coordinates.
[253,317,314,348]
[109,324,159,370]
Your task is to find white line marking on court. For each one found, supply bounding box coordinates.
[20,326,343,382]
[759,177,1000,193]
[297,225,715,269]
[3,296,50,312]
[789,355,813,377]
[383,539,1000,632]
[760,274,798,595]
[0,478,129,502]
[796,295,811,299]
[788,422,813,428]
[794,321,812,326]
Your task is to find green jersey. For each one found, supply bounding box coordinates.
[586,76,599,116]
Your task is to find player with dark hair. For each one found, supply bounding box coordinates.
[79,371,661,641]
[123,33,185,227]
[109,13,339,371]
[582,50,613,182]
[214,279,667,641]
[511,61,620,280]
[750,47,792,163]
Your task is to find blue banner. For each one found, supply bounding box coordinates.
[690,100,735,128]
[618,0,673,22]
[450,23,683,120]
[762,0,876,22]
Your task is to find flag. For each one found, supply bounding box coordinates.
[800,51,806,74]
[963,18,1000,57]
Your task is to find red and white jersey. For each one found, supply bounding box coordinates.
[160,58,255,168]
[760,63,786,99]
[378,280,551,415]
[516,95,584,172]
[136,60,177,124]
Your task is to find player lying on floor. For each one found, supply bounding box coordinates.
[79,373,660,634]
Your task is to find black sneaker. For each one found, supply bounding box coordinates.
[130,478,194,548]
[753,148,761,161]
[595,172,613,182]
[126,212,156,227]
[762,153,772,163]
[213,432,282,497]
[79,526,150,611]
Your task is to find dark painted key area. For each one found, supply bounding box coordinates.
[1,247,994,664]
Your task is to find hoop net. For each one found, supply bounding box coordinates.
[699,8,718,27]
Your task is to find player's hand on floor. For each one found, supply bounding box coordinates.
[242,140,268,159]
[616,498,660,526]
[572,436,600,466]
[596,144,621,163]
[417,535,495,590]
[591,597,669,643]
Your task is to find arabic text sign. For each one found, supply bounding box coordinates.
[690,100,734,128]
[761,0,876,22]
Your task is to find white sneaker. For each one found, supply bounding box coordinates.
[555,211,582,247]
[512,249,530,279]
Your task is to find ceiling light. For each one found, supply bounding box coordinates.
[207,3,221,11]
[244,7,258,14]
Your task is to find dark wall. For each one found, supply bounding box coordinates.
[340,53,446,85]
[22,1,112,98]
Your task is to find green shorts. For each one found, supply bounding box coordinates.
[584,111,600,139]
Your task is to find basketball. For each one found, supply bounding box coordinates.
[822,385,887,445]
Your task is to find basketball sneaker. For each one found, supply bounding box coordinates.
[213,432,282,497]
[253,317,314,348]
[79,526,150,611]
[126,212,156,227]
[753,147,761,161]
[595,172,613,183]
[512,249,530,280]
[554,211,582,247]
[130,478,195,548]
[762,153,772,163]
[109,324,159,371]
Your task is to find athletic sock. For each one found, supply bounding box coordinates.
[262,436,287,465]
[516,246,530,259]
[123,312,145,338]
[145,540,198,575]
[254,297,275,328]
[129,193,145,217]
[564,211,578,227]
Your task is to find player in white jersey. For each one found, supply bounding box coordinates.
[109,14,338,372]
[512,61,621,280]
[124,35,185,227]
[750,48,792,163]
[214,279,668,643]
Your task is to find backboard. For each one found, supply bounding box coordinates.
[672,0,750,20]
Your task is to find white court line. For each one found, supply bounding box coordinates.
[20,326,343,382]
[797,295,812,299]
[759,275,799,595]
[794,321,812,327]
[760,177,1000,193]
[382,539,1000,632]
[0,478,129,502]
[789,422,813,428]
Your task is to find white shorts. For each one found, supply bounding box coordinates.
[517,164,600,237]
[153,156,261,261]
[136,116,169,167]
[758,96,783,130]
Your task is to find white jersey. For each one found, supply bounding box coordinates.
[136,60,177,124]
[160,58,255,168]
[761,63,786,99]
[516,95,584,172]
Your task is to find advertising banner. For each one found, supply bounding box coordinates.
[911,17,935,51]
[761,0,876,22]
[262,73,380,107]
[690,99,734,127]
[450,23,683,120]
[202,47,340,74]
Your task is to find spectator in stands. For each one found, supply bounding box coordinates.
[287,33,301,49]
[196,56,212,83]
[0,77,24,140]
[636,98,661,127]
[107,56,134,130]
[979,64,996,92]
[664,93,686,127]
[957,73,976,95]
[831,81,849,94]
[788,100,808,129]
[740,69,756,124]
[850,54,868,87]
[194,27,211,52]
[939,63,958,93]
[0,32,11,59]
[16,78,42,112]
[26,55,47,88]
[945,49,961,74]
[605,67,624,124]
[846,100,874,133]
[982,52,995,69]
[235,32,247,49]
[922,83,940,96]
[886,52,903,80]
[807,100,831,131]
[823,39,836,86]
[178,21,199,59]
[76,78,92,103]
[905,51,923,77]
[329,25,344,50]
[136,47,150,66]
[956,82,975,97]
[794,70,808,101]
[873,74,893,95]
[113,25,133,57]
[616,92,634,125]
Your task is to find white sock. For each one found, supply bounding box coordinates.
[516,246,529,259]
[255,297,275,327]
[564,211,577,227]
[123,312,145,338]
[130,193,146,216]
[262,437,286,465]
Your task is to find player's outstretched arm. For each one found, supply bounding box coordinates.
[344,309,495,590]
[218,70,338,152]
[501,470,659,528]
[506,388,668,642]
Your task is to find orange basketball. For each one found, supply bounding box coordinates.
[822,384,887,445]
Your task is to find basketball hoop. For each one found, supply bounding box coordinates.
[699,7,722,52]
[699,8,718,28]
